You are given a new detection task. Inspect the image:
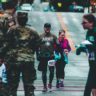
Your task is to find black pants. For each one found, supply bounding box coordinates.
[84,61,96,96]
[55,59,66,79]
[6,62,36,96]
[42,66,54,87]
[38,58,54,87]
[0,83,8,96]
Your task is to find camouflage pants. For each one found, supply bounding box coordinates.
[6,61,36,96]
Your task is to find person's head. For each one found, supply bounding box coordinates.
[82,14,96,30]
[2,1,16,15]
[17,12,28,26]
[59,29,66,40]
[44,23,51,34]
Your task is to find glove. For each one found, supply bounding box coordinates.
[54,52,61,61]
[76,45,87,55]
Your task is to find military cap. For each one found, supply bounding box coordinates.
[44,23,51,28]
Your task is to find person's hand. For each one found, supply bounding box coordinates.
[92,89,96,96]
[64,49,69,55]
[75,45,87,55]
[76,47,82,55]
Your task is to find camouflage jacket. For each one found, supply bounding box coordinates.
[5,26,39,63]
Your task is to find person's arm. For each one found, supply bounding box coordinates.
[30,30,41,61]
[54,39,63,61]
[35,35,41,61]
[63,39,71,55]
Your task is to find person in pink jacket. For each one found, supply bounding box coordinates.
[55,29,71,88]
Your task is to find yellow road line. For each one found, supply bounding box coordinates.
[56,13,76,51]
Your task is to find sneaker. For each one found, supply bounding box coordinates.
[42,86,47,92]
[48,84,52,92]
[59,81,64,87]
[56,80,60,88]
[56,82,60,88]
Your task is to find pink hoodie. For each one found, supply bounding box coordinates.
[58,38,71,52]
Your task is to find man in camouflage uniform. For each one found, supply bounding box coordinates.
[5,12,39,96]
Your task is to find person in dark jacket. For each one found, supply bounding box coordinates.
[5,12,39,96]
[37,23,57,92]
[76,14,96,96]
